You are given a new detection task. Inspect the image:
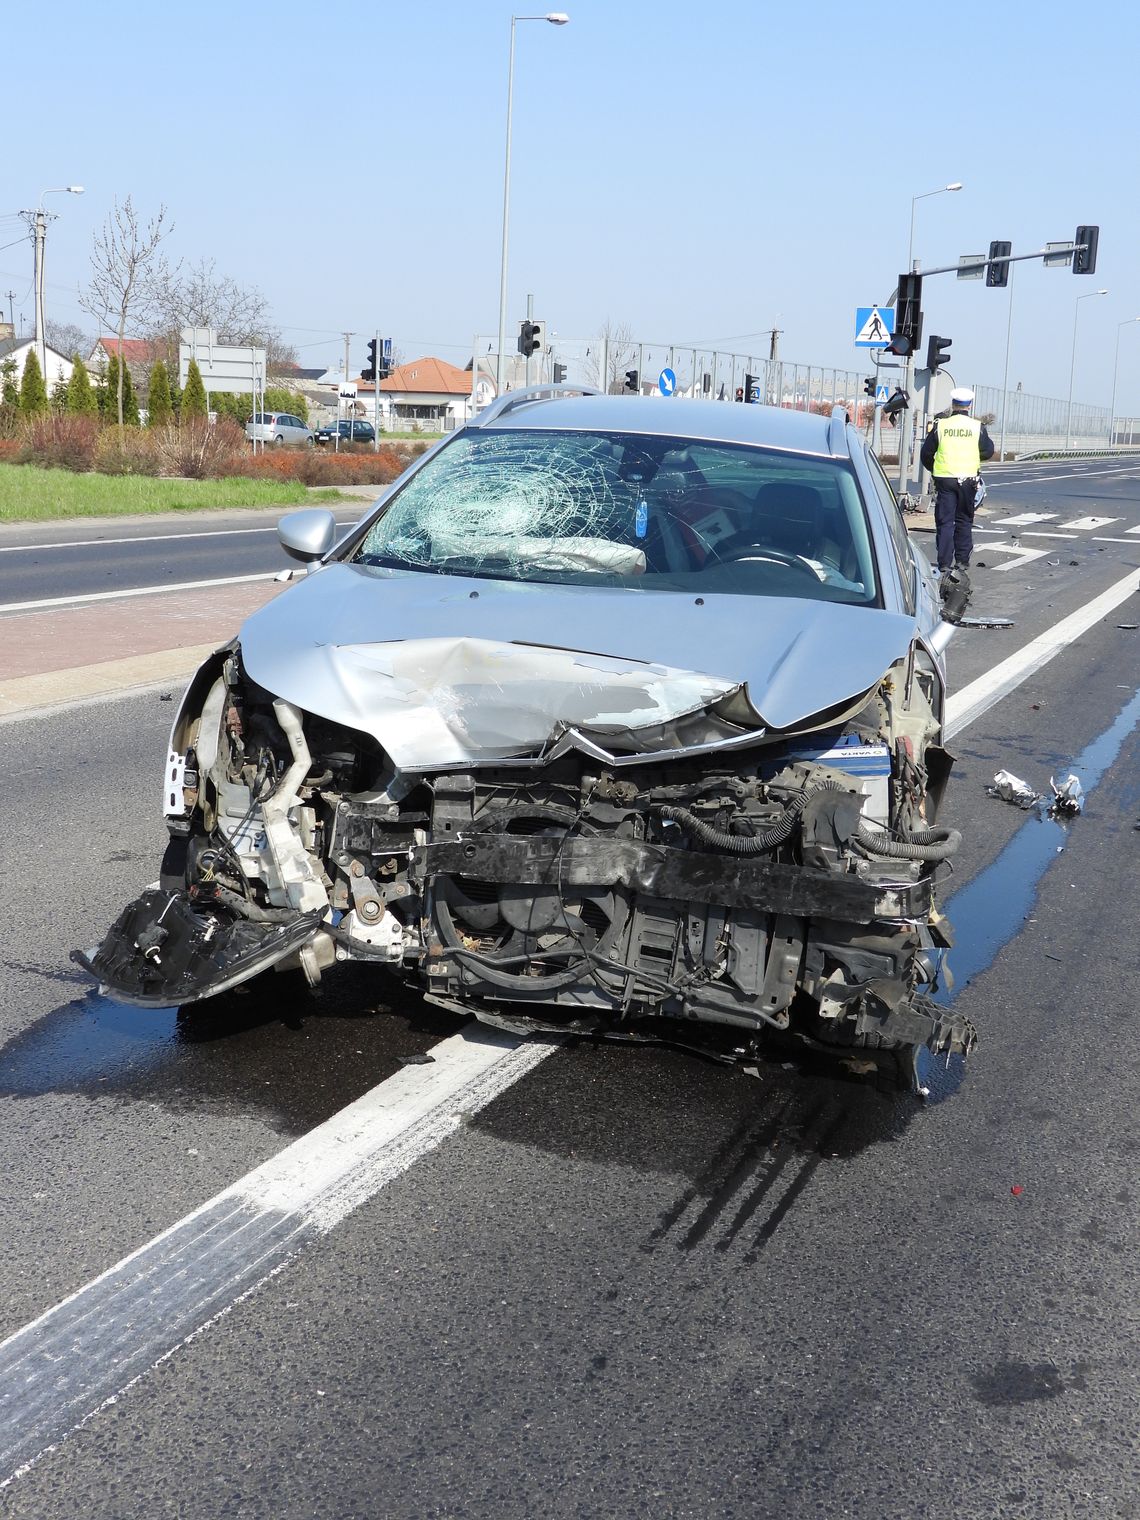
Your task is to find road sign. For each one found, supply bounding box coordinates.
[957,253,986,280]
[382,338,392,361]
[658,367,676,396]
[875,382,890,404]
[339,382,358,400]
[1043,241,1072,269]
[179,328,266,395]
[854,306,895,348]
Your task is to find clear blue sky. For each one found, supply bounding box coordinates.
[5,0,1139,410]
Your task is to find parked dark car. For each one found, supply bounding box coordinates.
[314,420,377,446]
[78,388,972,1088]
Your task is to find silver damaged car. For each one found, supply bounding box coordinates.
[77,389,973,1084]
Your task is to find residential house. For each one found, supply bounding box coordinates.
[88,337,161,403]
[373,356,473,431]
[0,336,74,390]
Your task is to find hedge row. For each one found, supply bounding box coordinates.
[1,416,427,485]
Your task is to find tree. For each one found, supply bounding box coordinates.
[99,354,138,425]
[80,196,173,430]
[0,358,18,432]
[147,257,297,372]
[264,385,308,422]
[585,319,636,393]
[45,320,91,364]
[51,373,69,413]
[181,358,207,420]
[147,360,173,426]
[19,350,49,417]
[66,355,100,417]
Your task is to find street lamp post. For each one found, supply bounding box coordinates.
[1065,288,1108,450]
[495,12,569,397]
[1108,316,1140,448]
[898,182,962,494]
[24,186,84,382]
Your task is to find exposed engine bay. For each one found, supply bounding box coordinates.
[76,634,973,1085]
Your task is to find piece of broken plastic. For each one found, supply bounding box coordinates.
[987,769,1041,809]
[1048,773,1083,817]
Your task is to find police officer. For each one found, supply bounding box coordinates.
[920,387,994,595]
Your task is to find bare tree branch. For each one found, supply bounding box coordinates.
[80,197,174,429]
[584,319,636,392]
[147,258,297,373]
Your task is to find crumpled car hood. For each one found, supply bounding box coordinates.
[239,564,915,766]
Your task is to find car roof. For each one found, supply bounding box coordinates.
[472,393,848,459]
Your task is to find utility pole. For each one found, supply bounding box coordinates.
[340,330,354,452]
[767,326,783,404]
[4,291,14,330]
[26,210,49,380]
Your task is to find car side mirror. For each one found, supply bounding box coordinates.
[277,508,337,564]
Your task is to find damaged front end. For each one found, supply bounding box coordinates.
[76,629,972,1082]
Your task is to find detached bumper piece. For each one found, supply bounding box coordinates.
[72,888,322,1008]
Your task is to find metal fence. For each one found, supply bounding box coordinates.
[473,335,872,426]
[970,384,1111,455]
[473,334,1116,455]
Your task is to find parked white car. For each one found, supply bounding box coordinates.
[245,412,313,447]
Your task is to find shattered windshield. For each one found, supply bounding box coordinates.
[354,428,879,605]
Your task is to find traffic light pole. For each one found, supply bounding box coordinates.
[374,329,380,450]
[525,293,534,388]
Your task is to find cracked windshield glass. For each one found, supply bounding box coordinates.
[355,429,879,605]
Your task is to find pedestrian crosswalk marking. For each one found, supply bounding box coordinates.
[1126,524,1140,534]
[1001,512,1057,525]
[983,543,1050,572]
[1058,516,1119,530]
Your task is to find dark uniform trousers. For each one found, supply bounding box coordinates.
[932,478,977,570]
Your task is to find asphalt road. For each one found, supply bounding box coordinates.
[0,460,1137,1517]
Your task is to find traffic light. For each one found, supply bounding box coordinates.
[881,387,910,424]
[863,377,876,398]
[986,240,1012,288]
[361,338,377,382]
[894,272,923,353]
[518,320,544,355]
[925,334,952,374]
[743,373,758,402]
[552,362,567,383]
[624,369,639,392]
[1073,224,1099,275]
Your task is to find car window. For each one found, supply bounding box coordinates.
[863,447,915,613]
[355,428,880,606]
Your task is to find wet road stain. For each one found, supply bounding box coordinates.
[917,683,1140,1103]
[970,1359,1068,1406]
[0,967,463,1136]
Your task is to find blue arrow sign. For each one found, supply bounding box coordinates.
[854,306,895,348]
[658,367,676,396]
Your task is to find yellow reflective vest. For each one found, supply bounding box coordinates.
[931,414,983,477]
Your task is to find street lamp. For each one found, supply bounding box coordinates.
[27,185,84,379]
[1065,288,1108,450]
[908,182,962,270]
[495,13,569,396]
[898,182,962,493]
[1108,317,1140,447]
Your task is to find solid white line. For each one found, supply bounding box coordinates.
[0,572,279,614]
[989,465,1140,484]
[1017,531,1079,540]
[1092,536,1140,545]
[0,1025,557,1486]
[1000,512,1057,525]
[1058,516,1119,531]
[0,522,359,554]
[945,566,1140,737]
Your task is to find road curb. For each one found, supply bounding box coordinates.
[0,644,215,720]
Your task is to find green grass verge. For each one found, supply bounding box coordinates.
[0,464,350,523]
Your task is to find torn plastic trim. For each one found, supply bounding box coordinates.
[72,888,324,1008]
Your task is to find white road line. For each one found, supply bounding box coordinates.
[0,572,279,614]
[1017,531,1079,540]
[2,563,1139,1484]
[0,1026,557,1487]
[0,523,360,554]
[1058,516,1120,531]
[1092,536,1140,545]
[945,566,1140,736]
[1128,525,1140,535]
[988,465,1140,484]
[1000,512,1057,525]
[979,543,1050,572]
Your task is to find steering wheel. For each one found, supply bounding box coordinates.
[710,533,821,579]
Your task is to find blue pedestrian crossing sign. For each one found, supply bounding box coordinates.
[875,382,890,404]
[854,306,895,348]
[658,367,676,396]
